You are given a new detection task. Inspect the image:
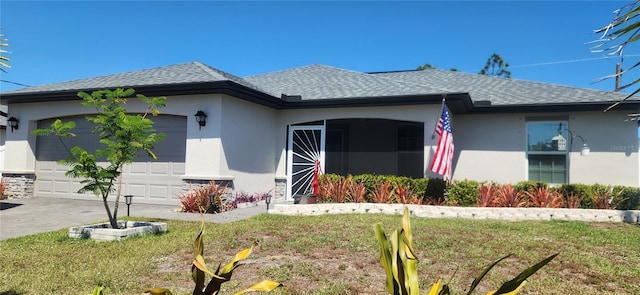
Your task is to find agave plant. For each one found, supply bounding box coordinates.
[565,192,585,209]
[590,186,624,210]
[0,177,7,200]
[494,184,527,207]
[477,182,497,207]
[395,183,419,204]
[371,181,396,204]
[347,179,367,203]
[190,216,282,295]
[374,207,557,295]
[319,176,350,203]
[525,187,564,208]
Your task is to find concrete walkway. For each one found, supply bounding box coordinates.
[0,197,271,240]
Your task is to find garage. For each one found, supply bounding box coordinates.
[34,115,187,204]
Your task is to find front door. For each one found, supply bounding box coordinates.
[287,125,325,200]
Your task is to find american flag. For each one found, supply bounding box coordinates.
[429,105,454,180]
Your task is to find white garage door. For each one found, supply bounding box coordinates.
[35,115,186,205]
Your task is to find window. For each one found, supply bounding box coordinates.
[526,121,568,183]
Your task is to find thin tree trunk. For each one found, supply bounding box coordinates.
[103,192,117,229]
[113,164,123,225]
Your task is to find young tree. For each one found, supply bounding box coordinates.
[33,88,166,229]
[479,53,511,78]
[591,1,640,111]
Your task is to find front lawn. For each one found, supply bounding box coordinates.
[0,213,638,294]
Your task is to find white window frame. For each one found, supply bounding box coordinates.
[525,120,569,184]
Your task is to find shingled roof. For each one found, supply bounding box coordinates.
[371,69,637,106]
[244,64,447,99]
[1,61,265,95]
[2,61,638,112]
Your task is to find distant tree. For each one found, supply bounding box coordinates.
[416,63,458,71]
[591,1,640,111]
[0,28,10,73]
[479,53,511,78]
[416,63,436,70]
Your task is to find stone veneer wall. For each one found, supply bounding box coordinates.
[274,178,286,200]
[269,203,640,224]
[2,173,36,199]
[181,179,234,199]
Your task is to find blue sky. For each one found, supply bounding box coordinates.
[0,1,635,93]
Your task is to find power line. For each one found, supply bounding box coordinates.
[0,79,31,87]
[510,55,640,68]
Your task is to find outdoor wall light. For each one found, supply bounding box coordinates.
[8,116,19,133]
[194,110,207,130]
[124,195,133,217]
[566,129,590,156]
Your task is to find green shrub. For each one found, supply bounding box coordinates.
[514,180,547,192]
[321,175,640,210]
[424,177,446,202]
[408,178,428,199]
[319,173,343,184]
[615,185,640,210]
[445,179,479,206]
[556,184,592,209]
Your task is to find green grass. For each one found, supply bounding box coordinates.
[0,213,639,294]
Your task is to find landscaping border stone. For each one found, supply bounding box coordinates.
[269,203,640,224]
[68,221,168,241]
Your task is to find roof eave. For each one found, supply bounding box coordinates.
[1,81,287,109]
[471,101,640,113]
[284,92,473,113]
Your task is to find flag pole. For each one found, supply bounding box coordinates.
[431,94,447,140]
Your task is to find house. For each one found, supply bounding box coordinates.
[1,62,638,204]
[0,105,6,178]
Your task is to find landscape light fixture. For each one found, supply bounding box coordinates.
[207,193,218,214]
[565,128,590,156]
[265,194,272,212]
[194,110,207,130]
[124,195,133,217]
[8,116,19,133]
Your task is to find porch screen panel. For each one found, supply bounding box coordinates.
[290,129,323,197]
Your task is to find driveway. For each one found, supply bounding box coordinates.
[0,197,269,240]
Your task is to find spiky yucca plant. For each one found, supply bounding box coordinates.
[148,216,282,295]
[374,207,557,295]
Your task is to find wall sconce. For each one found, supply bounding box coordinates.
[8,116,19,133]
[194,110,207,130]
[565,129,590,156]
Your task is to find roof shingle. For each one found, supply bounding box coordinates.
[1,61,263,95]
[2,61,637,109]
[244,64,447,99]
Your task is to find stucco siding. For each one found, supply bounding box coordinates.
[567,111,638,186]
[0,129,5,176]
[452,113,526,183]
[220,95,278,194]
[453,111,639,186]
